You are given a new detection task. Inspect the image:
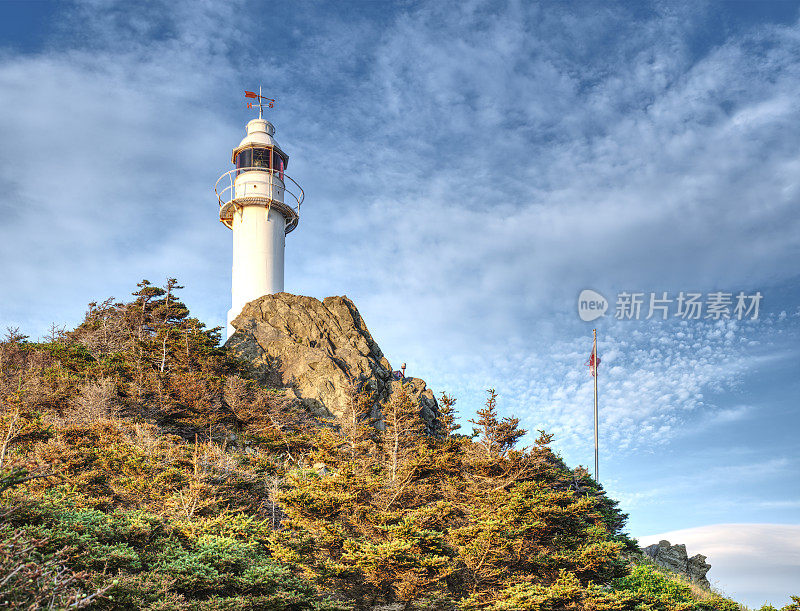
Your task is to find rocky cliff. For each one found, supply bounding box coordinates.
[225,293,439,428]
[643,540,712,588]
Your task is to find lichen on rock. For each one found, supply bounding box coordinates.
[225,292,439,428]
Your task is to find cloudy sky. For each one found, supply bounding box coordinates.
[1,0,799,604]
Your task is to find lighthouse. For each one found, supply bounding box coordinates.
[215,91,304,338]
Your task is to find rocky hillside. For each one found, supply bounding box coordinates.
[1,279,797,610]
[226,293,438,428]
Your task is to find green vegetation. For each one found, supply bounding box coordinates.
[0,280,796,609]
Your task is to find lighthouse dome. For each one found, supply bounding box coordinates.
[231,119,289,165]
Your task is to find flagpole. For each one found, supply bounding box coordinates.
[593,328,599,482]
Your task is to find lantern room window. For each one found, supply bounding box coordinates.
[235,149,252,172]
[235,147,286,180]
[253,148,271,169]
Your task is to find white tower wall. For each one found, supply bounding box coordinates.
[227,205,286,333]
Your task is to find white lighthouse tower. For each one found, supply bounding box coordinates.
[215,90,304,338]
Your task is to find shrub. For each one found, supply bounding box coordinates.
[0,529,111,609]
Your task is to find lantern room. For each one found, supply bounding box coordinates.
[231,119,287,181]
[215,118,303,233]
[234,148,285,180]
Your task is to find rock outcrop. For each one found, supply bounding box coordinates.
[226,293,438,427]
[643,540,711,588]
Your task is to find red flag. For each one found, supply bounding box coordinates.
[244,91,258,99]
[585,351,600,376]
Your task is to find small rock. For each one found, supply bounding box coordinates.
[313,462,330,476]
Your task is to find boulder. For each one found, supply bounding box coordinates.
[226,293,439,428]
[643,540,711,588]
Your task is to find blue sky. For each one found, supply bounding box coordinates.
[1,0,799,604]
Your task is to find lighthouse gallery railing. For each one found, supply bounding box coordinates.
[215,167,304,233]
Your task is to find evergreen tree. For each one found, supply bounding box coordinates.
[130,279,165,340]
[338,382,377,463]
[383,384,425,485]
[469,389,526,458]
[275,385,454,610]
[436,391,460,437]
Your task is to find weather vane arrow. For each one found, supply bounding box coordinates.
[244,86,275,119]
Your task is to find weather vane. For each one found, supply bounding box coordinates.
[244,86,275,119]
